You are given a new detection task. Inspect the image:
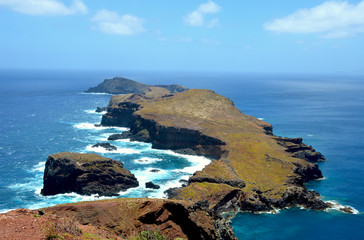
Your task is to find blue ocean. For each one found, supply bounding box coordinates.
[0,70,363,239]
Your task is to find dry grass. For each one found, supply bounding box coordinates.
[113,89,317,203]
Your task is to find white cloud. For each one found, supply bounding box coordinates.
[184,1,221,27]
[92,9,145,36]
[264,1,364,38]
[198,1,221,14]
[0,0,88,15]
[185,10,204,26]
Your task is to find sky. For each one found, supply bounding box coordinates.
[0,0,364,74]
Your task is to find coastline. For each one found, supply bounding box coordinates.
[1,73,363,239]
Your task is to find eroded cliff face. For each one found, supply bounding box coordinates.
[41,152,139,197]
[101,89,329,213]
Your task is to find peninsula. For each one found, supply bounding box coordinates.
[101,87,328,212]
[1,77,350,240]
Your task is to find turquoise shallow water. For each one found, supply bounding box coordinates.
[0,70,363,239]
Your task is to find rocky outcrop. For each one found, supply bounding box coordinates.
[190,176,246,189]
[100,89,329,213]
[85,76,188,95]
[92,142,117,151]
[96,106,107,112]
[41,152,138,196]
[274,137,326,162]
[145,181,160,189]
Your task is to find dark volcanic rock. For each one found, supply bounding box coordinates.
[86,76,188,95]
[239,192,272,212]
[145,181,160,189]
[275,137,326,162]
[340,206,356,214]
[96,107,107,113]
[292,162,323,185]
[190,176,246,189]
[101,102,140,127]
[107,132,131,141]
[164,188,180,199]
[274,186,330,210]
[41,152,139,196]
[107,130,150,142]
[86,77,149,94]
[92,143,117,151]
[179,179,188,187]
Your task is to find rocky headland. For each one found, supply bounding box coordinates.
[85,76,189,95]
[101,88,329,213]
[41,152,139,197]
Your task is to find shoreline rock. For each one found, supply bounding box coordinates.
[92,142,117,151]
[145,181,161,189]
[41,152,139,196]
[96,106,107,112]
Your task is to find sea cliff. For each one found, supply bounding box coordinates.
[101,88,328,212]
[41,152,139,197]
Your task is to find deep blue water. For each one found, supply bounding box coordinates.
[0,70,363,239]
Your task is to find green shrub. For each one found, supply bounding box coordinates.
[42,222,63,240]
[135,230,169,240]
[42,217,82,240]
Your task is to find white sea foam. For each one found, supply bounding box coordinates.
[0,209,16,214]
[252,208,281,215]
[8,182,40,191]
[173,155,211,174]
[74,122,128,131]
[134,157,163,164]
[315,177,326,181]
[81,92,112,95]
[114,138,131,142]
[84,109,106,115]
[258,117,264,121]
[125,167,186,199]
[146,167,166,175]
[30,161,46,172]
[145,148,211,173]
[74,122,100,130]
[27,192,114,210]
[307,134,314,137]
[325,200,359,214]
[86,145,140,154]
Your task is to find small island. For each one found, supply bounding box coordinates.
[41,152,139,196]
[86,76,189,95]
